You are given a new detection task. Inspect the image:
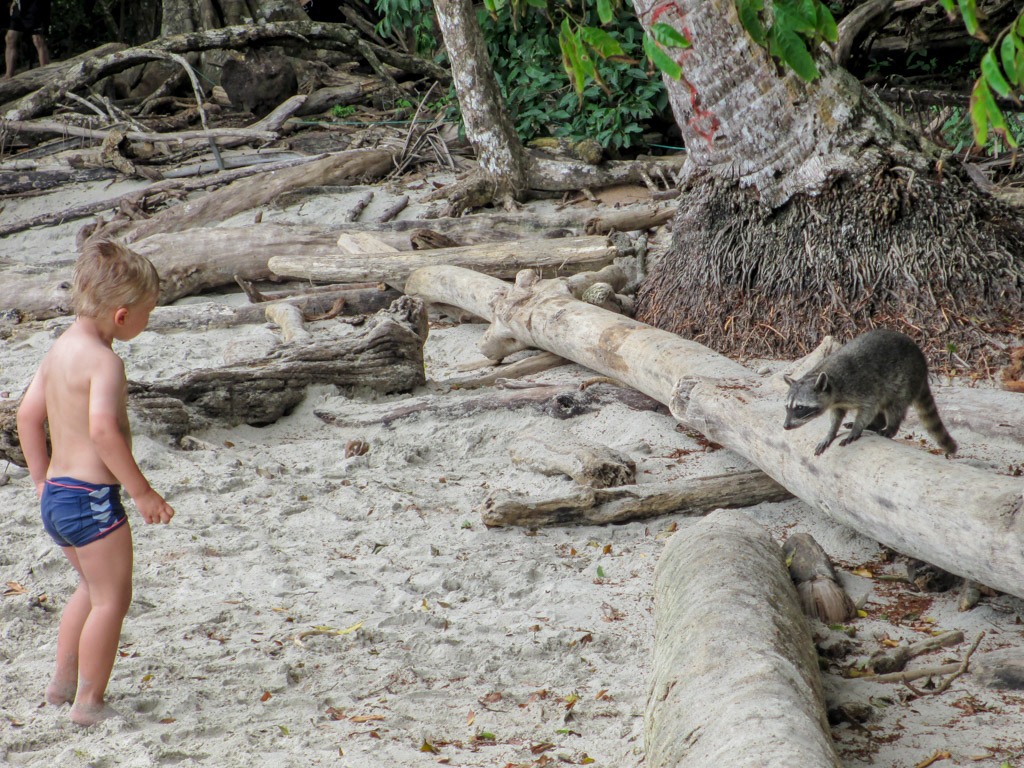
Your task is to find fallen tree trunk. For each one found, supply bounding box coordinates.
[482,469,792,527]
[269,235,620,291]
[404,265,1024,598]
[646,510,842,767]
[117,147,400,243]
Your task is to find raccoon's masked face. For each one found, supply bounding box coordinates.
[783,373,829,429]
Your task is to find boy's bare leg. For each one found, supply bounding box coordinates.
[68,524,134,727]
[46,547,91,705]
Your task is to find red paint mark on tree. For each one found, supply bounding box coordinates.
[644,3,719,146]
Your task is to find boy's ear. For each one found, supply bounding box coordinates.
[113,307,129,326]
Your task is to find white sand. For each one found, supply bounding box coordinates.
[2,164,1024,767]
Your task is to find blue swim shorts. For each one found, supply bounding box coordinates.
[41,477,128,548]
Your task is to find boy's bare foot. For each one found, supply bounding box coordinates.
[70,702,122,727]
[45,679,77,705]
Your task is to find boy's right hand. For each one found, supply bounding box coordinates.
[132,488,175,524]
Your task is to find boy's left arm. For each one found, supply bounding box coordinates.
[16,372,49,497]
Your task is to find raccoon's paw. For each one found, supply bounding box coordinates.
[838,434,862,448]
[813,441,832,456]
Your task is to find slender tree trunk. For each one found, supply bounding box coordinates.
[434,0,529,209]
[628,0,1024,366]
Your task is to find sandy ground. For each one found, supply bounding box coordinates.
[2,152,1024,768]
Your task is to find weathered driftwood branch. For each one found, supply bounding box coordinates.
[646,510,842,767]
[833,0,895,66]
[867,630,965,675]
[440,351,570,389]
[314,381,665,429]
[268,235,619,291]
[526,154,686,193]
[2,117,278,145]
[583,205,675,235]
[264,303,311,343]
[481,469,793,527]
[509,426,636,488]
[404,265,1024,599]
[117,147,400,243]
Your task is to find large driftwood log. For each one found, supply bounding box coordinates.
[0,297,427,465]
[646,510,842,767]
[482,470,793,527]
[1,224,347,321]
[404,265,1024,599]
[117,148,399,243]
[268,236,619,291]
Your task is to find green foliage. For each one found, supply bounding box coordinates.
[373,0,437,55]
[481,6,668,150]
[330,105,358,119]
[942,4,1024,148]
[737,0,838,81]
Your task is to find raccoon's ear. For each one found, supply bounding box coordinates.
[783,374,794,386]
[813,372,830,393]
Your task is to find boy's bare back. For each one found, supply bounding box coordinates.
[39,322,131,486]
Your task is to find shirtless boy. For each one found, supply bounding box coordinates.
[17,239,175,727]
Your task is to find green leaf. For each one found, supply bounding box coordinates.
[597,0,614,25]
[650,21,691,49]
[597,565,606,578]
[643,33,683,79]
[969,79,990,146]
[815,2,839,43]
[559,21,587,94]
[969,78,1016,147]
[1001,33,1020,86]
[769,25,819,80]
[736,0,767,45]
[580,26,626,58]
[981,48,1013,96]
[956,0,987,41]
[938,0,956,16]
[525,0,546,7]
[774,0,816,35]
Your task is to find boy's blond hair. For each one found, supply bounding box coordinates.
[73,239,161,318]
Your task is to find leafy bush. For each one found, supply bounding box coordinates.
[481,7,668,151]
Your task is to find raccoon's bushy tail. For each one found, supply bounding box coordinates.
[915,386,958,455]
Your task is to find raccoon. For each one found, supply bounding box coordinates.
[783,329,957,457]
